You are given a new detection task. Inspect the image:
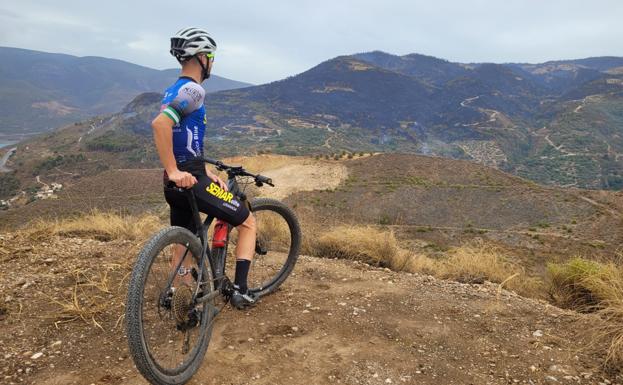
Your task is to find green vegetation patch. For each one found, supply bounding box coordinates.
[86,131,142,152]
[0,173,20,200]
[32,153,86,175]
[547,257,622,311]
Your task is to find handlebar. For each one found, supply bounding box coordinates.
[199,157,274,187]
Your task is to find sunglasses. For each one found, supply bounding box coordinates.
[205,52,215,60]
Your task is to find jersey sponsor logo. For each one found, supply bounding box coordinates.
[222,202,238,211]
[192,125,200,154]
[162,78,206,163]
[207,182,234,203]
[182,86,203,103]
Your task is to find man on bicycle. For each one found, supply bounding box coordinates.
[151,27,257,309]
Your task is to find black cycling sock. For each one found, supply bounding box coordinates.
[234,259,251,294]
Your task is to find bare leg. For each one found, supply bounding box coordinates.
[170,244,194,287]
[235,214,256,261]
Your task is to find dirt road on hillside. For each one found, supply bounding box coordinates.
[250,161,347,200]
[0,146,17,172]
[1,233,619,385]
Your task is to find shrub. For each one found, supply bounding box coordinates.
[437,242,540,295]
[32,154,86,175]
[85,131,140,152]
[547,258,619,311]
[311,226,539,295]
[0,173,20,199]
[312,226,403,268]
[547,257,623,369]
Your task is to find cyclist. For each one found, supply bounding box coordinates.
[151,27,257,309]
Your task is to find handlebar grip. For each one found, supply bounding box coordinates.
[164,181,188,193]
[256,175,274,187]
[199,156,217,164]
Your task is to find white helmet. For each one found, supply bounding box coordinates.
[170,27,217,62]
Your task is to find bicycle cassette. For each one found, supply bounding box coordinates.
[172,285,194,323]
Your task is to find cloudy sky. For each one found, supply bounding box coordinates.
[1,0,621,84]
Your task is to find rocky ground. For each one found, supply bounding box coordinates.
[0,232,621,385]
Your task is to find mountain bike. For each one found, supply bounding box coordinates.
[125,157,301,385]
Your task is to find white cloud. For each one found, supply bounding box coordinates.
[127,34,163,53]
[1,0,622,84]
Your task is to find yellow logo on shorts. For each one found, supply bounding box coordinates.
[207,182,233,203]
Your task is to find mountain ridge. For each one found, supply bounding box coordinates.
[2,49,623,190]
[0,46,252,136]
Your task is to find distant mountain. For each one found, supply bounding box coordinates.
[0,47,251,136]
[351,51,469,85]
[4,50,623,191]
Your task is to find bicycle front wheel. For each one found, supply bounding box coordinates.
[126,226,216,385]
[247,198,301,297]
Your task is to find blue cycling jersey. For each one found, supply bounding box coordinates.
[160,77,207,163]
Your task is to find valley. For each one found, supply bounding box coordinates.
[5,50,622,193]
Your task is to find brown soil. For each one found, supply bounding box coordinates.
[254,161,347,200]
[1,233,620,385]
[1,154,622,385]
[286,154,623,266]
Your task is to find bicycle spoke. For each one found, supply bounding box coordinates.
[140,241,208,374]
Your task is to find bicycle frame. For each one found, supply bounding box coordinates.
[164,174,246,306]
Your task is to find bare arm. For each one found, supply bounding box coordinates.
[152,114,197,187]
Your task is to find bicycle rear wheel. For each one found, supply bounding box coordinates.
[126,226,216,385]
[246,198,301,297]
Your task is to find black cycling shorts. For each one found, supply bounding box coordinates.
[163,162,250,234]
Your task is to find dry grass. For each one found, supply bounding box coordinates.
[22,210,162,241]
[437,241,542,296]
[547,258,623,313]
[313,226,402,268]
[256,211,292,253]
[47,283,110,329]
[44,266,127,330]
[312,225,541,296]
[547,256,623,369]
[401,241,542,296]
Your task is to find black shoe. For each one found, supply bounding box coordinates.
[230,286,258,310]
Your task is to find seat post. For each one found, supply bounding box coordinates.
[185,189,204,239]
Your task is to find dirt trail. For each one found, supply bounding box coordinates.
[0,146,17,172]
[1,235,617,385]
[254,162,347,200]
